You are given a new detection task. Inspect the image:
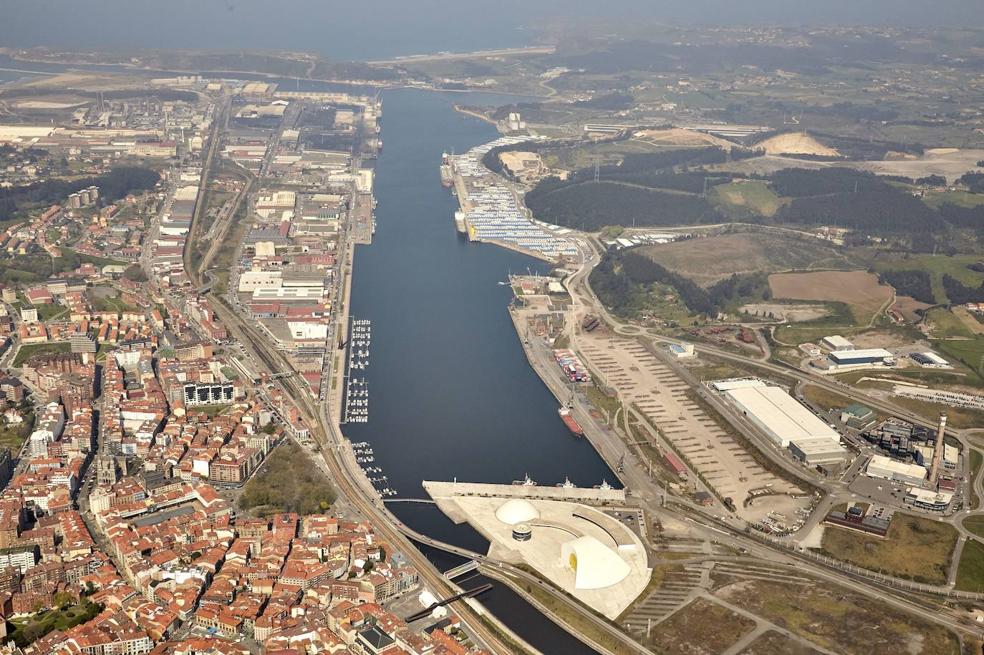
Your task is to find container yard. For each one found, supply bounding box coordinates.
[553,349,591,383]
[444,136,577,260]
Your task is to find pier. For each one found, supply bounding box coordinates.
[423,480,626,504]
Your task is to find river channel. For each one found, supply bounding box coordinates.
[342,87,613,653]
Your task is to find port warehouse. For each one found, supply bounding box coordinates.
[711,378,848,465]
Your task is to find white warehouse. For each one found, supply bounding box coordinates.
[715,379,841,448]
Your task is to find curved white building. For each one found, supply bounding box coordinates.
[495,499,540,526]
[561,536,631,590]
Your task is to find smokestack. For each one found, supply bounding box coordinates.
[929,412,947,487]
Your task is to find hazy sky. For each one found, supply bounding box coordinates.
[0,0,981,59]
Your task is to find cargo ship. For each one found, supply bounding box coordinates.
[440,151,454,188]
[558,407,584,436]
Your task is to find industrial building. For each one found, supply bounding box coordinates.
[911,351,950,368]
[865,454,926,486]
[713,379,849,465]
[251,287,325,302]
[788,437,850,466]
[828,348,894,368]
[238,270,283,292]
[713,379,841,448]
[667,343,695,359]
[821,335,854,352]
[840,403,875,430]
[904,487,953,512]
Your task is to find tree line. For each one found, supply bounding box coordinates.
[942,274,984,305]
[877,269,935,304]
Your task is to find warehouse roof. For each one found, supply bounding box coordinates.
[822,335,854,349]
[725,385,840,444]
[789,436,847,456]
[829,348,893,362]
[866,454,926,479]
[711,378,766,392]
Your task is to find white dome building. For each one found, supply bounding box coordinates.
[495,499,540,526]
[560,536,631,590]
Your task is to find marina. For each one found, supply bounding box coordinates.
[342,317,372,423]
[351,441,397,497]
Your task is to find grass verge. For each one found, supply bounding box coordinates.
[819,512,957,584]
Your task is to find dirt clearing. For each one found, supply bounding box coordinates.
[768,270,892,324]
[756,132,840,157]
[634,127,736,150]
[642,233,859,288]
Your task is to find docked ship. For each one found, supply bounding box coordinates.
[558,407,584,436]
[440,151,454,188]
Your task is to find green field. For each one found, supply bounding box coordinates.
[32,302,67,321]
[926,307,973,339]
[971,450,983,510]
[710,179,786,218]
[820,512,958,584]
[0,409,33,453]
[717,578,959,655]
[771,302,858,345]
[8,599,101,647]
[540,138,666,170]
[884,394,984,430]
[60,248,129,269]
[645,598,755,654]
[955,538,984,592]
[936,336,984,380]
[239,441,336,515]
[639,231,860,288]
[922,190,984,209]
[963,515,984,539]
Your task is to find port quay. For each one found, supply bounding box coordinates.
[443,135,577,260]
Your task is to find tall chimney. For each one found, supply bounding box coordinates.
[929,412,947,487]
